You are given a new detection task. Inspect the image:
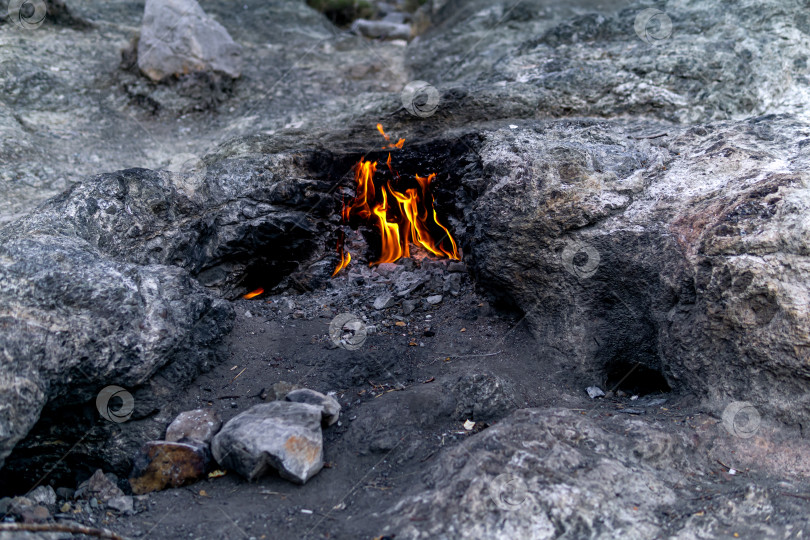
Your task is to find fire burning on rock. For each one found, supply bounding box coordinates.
[332,125,460,276]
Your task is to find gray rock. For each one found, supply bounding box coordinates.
[351,19,411,40]
[425,295,443,305]
[374,294,396,310]
[165,409,222,445]
[402,299,418,315]
[586,386,606,399]
[467,116,810,426]
[75,470,124,503]
[447,261,467,273]
[381,408,696,539]
[442,272,462,296]
[137,0,243,81]
[0,149,341,469]
[394,271,426,296]
[211,401,324,484]
[448,371,513,422]
[285,388,341,427]
[55,487,75,500]
[27,486,56,506]
[376,262,399,276]
[107,495,134,514]
[408,0,810,124]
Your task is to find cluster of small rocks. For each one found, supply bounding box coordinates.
[0,469,136,527]
[129,387,340,492]
[1,389,339,529]
[250,256,470,339]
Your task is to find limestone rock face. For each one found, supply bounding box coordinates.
[137,0,243,82]
[466,115,810,426]
[211,401,324,484]
[382,407,777,539]
[0,152,335,471]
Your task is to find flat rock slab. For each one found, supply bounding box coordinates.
[212,401,323,484]
[129,440,210,494]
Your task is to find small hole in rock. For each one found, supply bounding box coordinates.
[605,361,671,396]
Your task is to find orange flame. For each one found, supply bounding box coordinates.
[376,123,405,149]
[332,125,460,276]
[243,288,264,299]
[332,230,351,277]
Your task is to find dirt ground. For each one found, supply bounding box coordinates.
[88,280,763,540]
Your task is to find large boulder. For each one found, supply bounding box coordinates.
[465,114,810,427]
[0,150,335,471]
[137,0,243,81]
[382,407,794,539]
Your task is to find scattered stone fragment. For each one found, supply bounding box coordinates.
[76,470,124,502]
[264,381,302,402]
[211,402,323,484]
[19,504,50,523]
[395,271,426,297]
[374,294,395,310]
[426,295,443,305]
[397,258,416,271]
[137,0,243,82]
[402,300,417,315]
[107,495,134,514]
[165,408,222,445]
[285,389,341,427]
[376,263,398,276]
[55,487,75,500]
[587,386,606,399]
[129,441,210,495]
[443,273,462,296]
[6,496,32,515]
[447,262,467,273]
[449,372,513,422]
[28,485,56,506]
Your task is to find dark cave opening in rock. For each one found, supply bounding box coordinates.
[605,361,671,396]
[232,139,476,296]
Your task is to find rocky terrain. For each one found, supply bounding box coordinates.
[1,0,810,538]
